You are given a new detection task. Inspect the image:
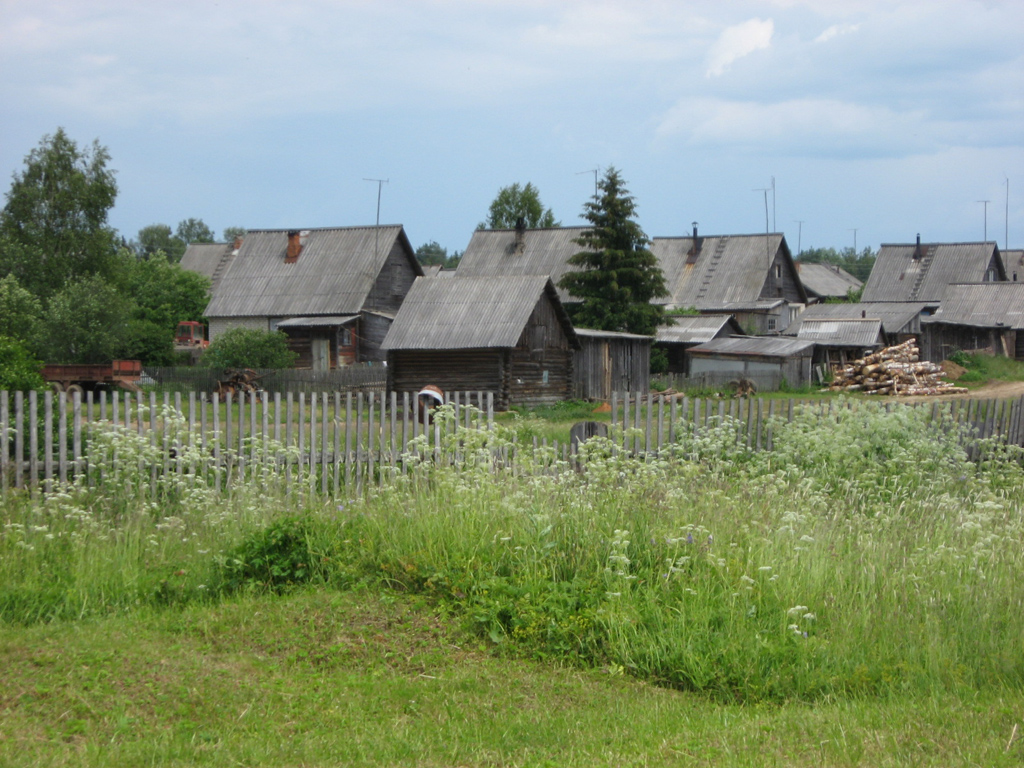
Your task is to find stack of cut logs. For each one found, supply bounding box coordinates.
[825,339,969,396]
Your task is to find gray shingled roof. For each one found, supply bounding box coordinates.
[688,336,815,358]
[795,262,863,298]
[784,302,929,336]
[650,233,806,307]
[861,242,1003,302]
[381,276,578,350]
[922,283,1024,329]
[204,226,418,318]
[796,318,884,347]
[180,242,233,291]
[453,227,588,302]
[655,314,743,344]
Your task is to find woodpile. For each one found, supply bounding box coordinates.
[825,339,969,396]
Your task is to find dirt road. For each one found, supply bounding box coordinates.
[896,379,1024,403]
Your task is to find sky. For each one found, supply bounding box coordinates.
[1,0,1022,257]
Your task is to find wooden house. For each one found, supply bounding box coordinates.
[454,225,587,305]
[861,237,1005,303]
[795,262,863,302]
[203,226,422,369]
[920,283,1024,361]
[381,276,580,410]
[650,227,808,333]
[784,302,930,347]
[654,315,745,374]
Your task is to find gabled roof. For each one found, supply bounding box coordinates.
[655,314,744,344]
[861,241,1003,302]
[689,336,815,358]
[381,276,579,351]
[922,283,1024,329]
[1003,250,1023,279]
[795,262,863,299]
[784,302,929,336]
[796,318,884,347]
[650,233,807,307]
[205,226,420,318]
[453,227,587,302]
[180,242,234,291]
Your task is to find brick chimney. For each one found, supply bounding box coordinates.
[913,233,923,260]
[285,230,302,263]
[232,235,244,251]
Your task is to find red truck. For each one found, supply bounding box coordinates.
[42,360,143,396]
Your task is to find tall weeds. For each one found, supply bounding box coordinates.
[1,400,1022,702]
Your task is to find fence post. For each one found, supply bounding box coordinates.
[0,391,7,494]
[29,390,39,492]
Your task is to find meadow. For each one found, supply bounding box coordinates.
[1,399,1022,766]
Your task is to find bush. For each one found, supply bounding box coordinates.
[222,517,321,593]
[202,328,298,369]
[0,335,45,391]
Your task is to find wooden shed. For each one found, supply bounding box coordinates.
[654,314,745,374]
[572,328,651,400]
[921,282,1024,361]
[687,337,816,389]
[381,276,580,410]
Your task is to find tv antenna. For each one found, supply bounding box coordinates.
[849,228,858,254]
[364,177,389,258]
[753,186,771,265]
[577,167,600,198]
[794,220,804,255]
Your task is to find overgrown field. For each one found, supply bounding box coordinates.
[2,400,1023,763]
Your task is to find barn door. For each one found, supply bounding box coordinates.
[312,338,330,371]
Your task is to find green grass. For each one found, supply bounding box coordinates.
[950,351,1024,383]
[1,590,1021,767]
[2,399,1023,764]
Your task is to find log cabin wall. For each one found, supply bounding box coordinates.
[358,313,393,363]
[387,349,509,408]
[508,297,574,407]
[921,324,1014,362]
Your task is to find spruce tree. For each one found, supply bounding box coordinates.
[558,167,667,335]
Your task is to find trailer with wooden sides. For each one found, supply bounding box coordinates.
[41,360,143,398]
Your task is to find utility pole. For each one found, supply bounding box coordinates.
[977,199,990,242]
[364,177,389,259]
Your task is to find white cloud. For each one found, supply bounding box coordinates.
[814,23,861,43]
[705,18,773,77]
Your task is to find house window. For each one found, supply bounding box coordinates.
[340,327,353,347]
[775,263,782,279]
[767,317,777,331]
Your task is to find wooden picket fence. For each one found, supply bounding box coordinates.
[2,389,1023,495]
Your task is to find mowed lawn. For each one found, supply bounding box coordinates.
[2,589,1021,768]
